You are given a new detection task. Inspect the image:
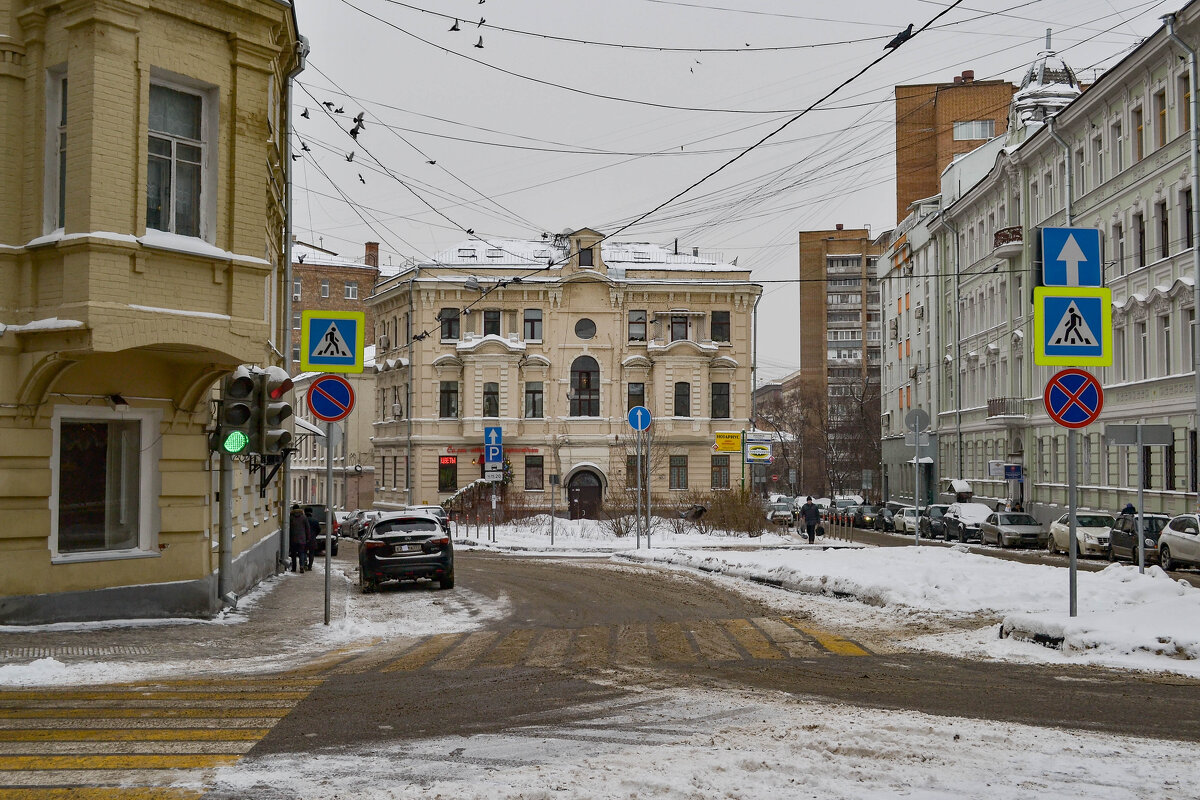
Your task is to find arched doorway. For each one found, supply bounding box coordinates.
[568,470,603,520]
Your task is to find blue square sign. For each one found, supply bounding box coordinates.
[1041,227,1103,287]
[300,311,365,373]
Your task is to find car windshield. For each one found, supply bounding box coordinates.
[836,499,857,508]
[770,503,790,512]
[928,507,945,518]
[1076,514,1114,528]
[859,506,879,514]
[999,514,1038,526]
[374,518,439,535]
[1142,517,1168,533]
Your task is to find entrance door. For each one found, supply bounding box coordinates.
[568,471,603,520]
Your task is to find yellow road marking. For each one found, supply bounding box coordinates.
[721,619,784,660]
[653,623,696,662]
[0,728,267,741]
[0,753,239,770]
[329,636,422,674]
[0,789,203,799]
[570,626,612,665]
[687,620,743,661]
[524,629,572,667]
[381,633,463,672]
[614,624,651,666]
[0,690,309,702]
[752,617,824,658]
[0,740,257,755]
[432,631,500,671]
[0,707,288,720]
[782,617,871,656]
[478,629,537,668]
[296,639,382,674]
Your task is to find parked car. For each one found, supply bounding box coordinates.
[339,509,381,540]
[1108,512,1170,564]
[981,512,1046,548]
[406,504,451,535]
[919,504,951,539]
[301,503,338,557]
[853,505,881,528]
[893,507,918,533]
[1046,512,1115,557]
[1158,514,1200,571]
[873,508,895,531]
[358,510,454,592]
[766,502,795,527]
[943,502,993,542]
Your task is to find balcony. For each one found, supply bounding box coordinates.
[987,396,1028,426]
[993,226,1023,259]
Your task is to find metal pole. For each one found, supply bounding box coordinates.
[645,428,652,548]
[1137,424,1146,574]
[635,430,643,549]
[550,478,556,546]
[490,485,496,543]
[218,451,233,605]
[1068,428,1078,617]
[914,438,921,547]
[324,420,333,626]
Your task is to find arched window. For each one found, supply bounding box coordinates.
[570,356,599,416]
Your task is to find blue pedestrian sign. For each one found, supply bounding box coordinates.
[627,406,652,431]
[300,311,366,373]
[484,426,503,463]
[1041,227,1103,287]
[1033,286,1113,366]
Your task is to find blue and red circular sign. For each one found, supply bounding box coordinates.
[1044,368,1103,429]
[306,374,355,422]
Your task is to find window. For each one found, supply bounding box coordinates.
[1075,148,1085,195]
[673,381,691,417]
[52,408,159,558]
[1155,90,1167,148]
[292,311,301,329]
[578,246,594,267]
[457,248,477,259]
[1111,122,1124,172]
[523,308,542,340]
[1157,201,1169,259]
[50,73,67,229]
[524,456,544,491]
[292,279,301,300]
[627,382,645,412]
[574,318,596,339]
[1134,213,1146,268]
[1186,189,1195,249]
[628,310,647,342]
[669,455,688,490]
[626,454,645,489]
[711,382,730,419]
[440,308,460,340]
[319,279,329,298]
[344,281,358,300]
[711,455,730,489]
[439,381,459,418]
[1189,309,1197,372]
[524,381,543,418]
[1092,135,1104,186]
[438,455,458,492]
[147,83,205,237]
[484,310,501,336]
[1160,314,1172,375]
[671,315,688,342]
[292,344,300,363]
[703,310,729,344]
[1133,107,1144,161]
[1112,223,1125,277]
[482,382,499,417]
[569,356,599,416]
[952,120,995,140]
[1115,326,1126,382]
[1137,321,1148,379]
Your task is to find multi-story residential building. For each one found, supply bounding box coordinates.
[895,71,1015,222]
[0,2,303,623]
[930,6,1200,519]
[289,240,380,367]
[367,228,761,518]
[793,227,887,496]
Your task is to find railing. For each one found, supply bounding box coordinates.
[986,397,1027,418]
[993,226,1023,258]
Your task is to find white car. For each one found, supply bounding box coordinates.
[893,507,918,533]
[1158,514,1200,571]
[943,502,994,542]
[1046,512,1114,557]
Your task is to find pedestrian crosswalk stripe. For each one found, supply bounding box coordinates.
[0,789,203,799]
[0,728,268,742]
[432,631,500,671]
[653,623,697,663]
[0,753,240,770]
[781,617,870,656]
[571,626,613,665]
[0,707,290,720]
[720,619,785,660]
[686,620,742,661]
[380,632,463,672]
[478,628,538,668]
[523,628,572,667]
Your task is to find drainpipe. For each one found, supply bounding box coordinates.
[1046,115,1072,225]
[405,267,418,506]
[1165,13,1200,513]
[942,217,964,477]
[280,34,309,570]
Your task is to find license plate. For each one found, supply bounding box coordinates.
[394,544,410,553]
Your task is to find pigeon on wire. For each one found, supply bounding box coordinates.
[346,151,355,162]
[322,101,335,109]
[301,142,311,151]
[300,108,309,119]
[477,17,485,26]
[449,18,460,31]
[350,123,363,140]
[358,174,365,184]
[334,106,344,114]
[291,153,300,161]
[884,24,913,50]
[475,36,484,48]
[427,160,436,165]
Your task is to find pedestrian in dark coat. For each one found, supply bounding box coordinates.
[799,497,821,544]
[304,509,319,569]
[288,506,308,573]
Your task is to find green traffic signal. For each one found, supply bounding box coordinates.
[221,429,251,454]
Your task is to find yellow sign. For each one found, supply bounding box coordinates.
[1032,286,1112,367]
[713,432,743,453]
[300,310,366,373]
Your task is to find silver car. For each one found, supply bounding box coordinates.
[1159,514,1200,571]
[980,512,1046,549]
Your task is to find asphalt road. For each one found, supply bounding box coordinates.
[253,552,1200,760]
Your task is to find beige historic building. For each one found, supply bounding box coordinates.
[0,1,303,622]
[368,228,761,518]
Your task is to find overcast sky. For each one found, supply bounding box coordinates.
[291,0,1174,383]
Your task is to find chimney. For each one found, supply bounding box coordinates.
[962,69,974,82]
[835,223,844,231]
[953,76,962,84]
[364,241,379,267]
[692,247,699,257]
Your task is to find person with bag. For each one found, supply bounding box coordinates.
[288,505,308,573]
[799,496,821,544]
[304,508,320,570]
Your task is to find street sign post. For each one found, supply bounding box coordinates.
[905,408,930,546]
[1105,424,1174,574]
[1033,287,1113,366]
[627,406,652,548]
[1045,368,1104,618]
[1040,227,1104,287]
[300,311,366,373]
[713,432,743,453]
[483,426,503,489]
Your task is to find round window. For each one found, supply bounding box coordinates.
[574,318,597,340]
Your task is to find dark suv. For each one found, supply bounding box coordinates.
[1108,512,1169,564]
[359,511,454,592]
[920,504,951,539]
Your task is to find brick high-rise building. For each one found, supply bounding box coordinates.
[895,71,1015,221]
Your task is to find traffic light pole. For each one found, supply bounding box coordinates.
[218,450,234,607]
[325,419,334,626]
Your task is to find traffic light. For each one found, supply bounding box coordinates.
[259,366,294,457]
[216,366,259,455]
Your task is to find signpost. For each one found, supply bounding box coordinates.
[483,426,502,542]
[300,311,366,373]
[628,406,652,548]
[905,408,930,546]
[1105,424,1173,573]
[1041,227,1103,287]
[305,374,356,625]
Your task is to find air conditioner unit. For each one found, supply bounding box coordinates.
[888,318,899,340]
[378,334,391,350]
[391,403,403,417]
[292,293,301,301]
[914,304,925,319]
[909,365,919,378]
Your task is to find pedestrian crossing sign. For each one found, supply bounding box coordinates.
[1033,286,1112,366]
[300,310,366,373]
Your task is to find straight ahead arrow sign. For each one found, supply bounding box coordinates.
[1056,233,1086,286]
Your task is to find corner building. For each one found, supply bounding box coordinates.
[368,229,761,518]
[0,1,302,622]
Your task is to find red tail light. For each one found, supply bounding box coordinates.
[364,539,389,550]
[430,537,450,546]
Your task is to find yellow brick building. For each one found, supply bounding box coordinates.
[0,1,303,622]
